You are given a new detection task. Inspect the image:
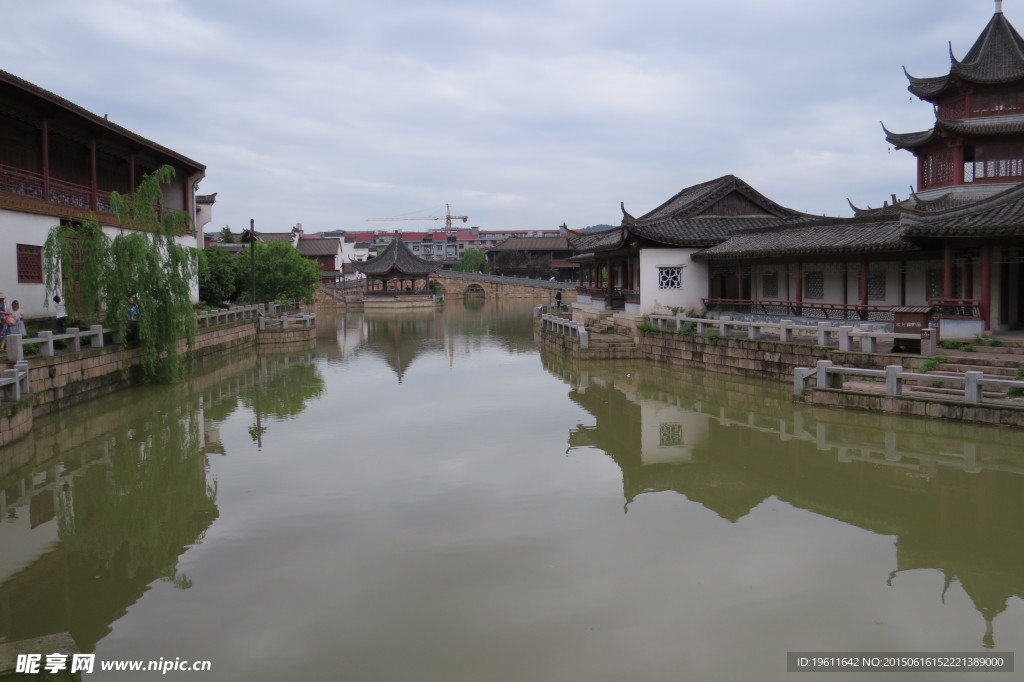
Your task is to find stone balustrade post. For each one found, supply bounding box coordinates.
[67,328,81,352]
[780,320,793,343]
[90,325,105,348]
[37,331,54,357]
[817,322,830,346]
[816,360,833,389]
[964,370,984,404]
[885,365,903,395]
[838,326,853,352]
[6,334,23,362]
[748,324,760,340]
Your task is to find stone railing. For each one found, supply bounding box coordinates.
[540,314,589,349]
[648,314,937,356]
[794,359,1024,405]
[0,360,30,407]
[258,312,316,331]
[5,326,112,362]
[196,304,263,327]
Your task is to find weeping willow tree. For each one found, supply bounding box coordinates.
[44,165,199,383]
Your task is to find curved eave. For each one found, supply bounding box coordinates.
[883,121,936,150]
[693,242,916,261]
[903,224,1024,238]
[905,68,951,101]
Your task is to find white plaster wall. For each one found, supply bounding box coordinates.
[0,208,200,318]
[639,247,706,314]
[0,209,62,318]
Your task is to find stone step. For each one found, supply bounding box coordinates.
[907,384,1009,399]
[934,364,1020,377]
[973,345,1024,355]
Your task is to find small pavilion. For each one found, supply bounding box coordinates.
[352,238,441,295]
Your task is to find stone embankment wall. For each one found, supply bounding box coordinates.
[0,319,316,446]
[806,388,1024,428]
[636,330,923,383]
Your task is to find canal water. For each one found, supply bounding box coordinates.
[1,300,1022,681]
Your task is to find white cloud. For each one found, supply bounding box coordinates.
[0,0,1000,230]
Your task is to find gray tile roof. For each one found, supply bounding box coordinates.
[298,237,341,256]
[352,238,440,276]
[885,115,1024,151]
[906,11,1024,101]
[568,228,625,253]
[693,219,913,260]
[488,236,570,251]
[901,181,1024,237]
[626,175,819,248]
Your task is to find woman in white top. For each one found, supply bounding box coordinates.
[10,300,26,336]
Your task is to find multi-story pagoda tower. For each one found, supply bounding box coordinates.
[885,0,1024,202]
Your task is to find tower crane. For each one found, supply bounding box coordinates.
[366,203,468,238]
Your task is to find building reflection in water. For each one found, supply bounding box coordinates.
[0,349,322,653]
[545,355,1024,649]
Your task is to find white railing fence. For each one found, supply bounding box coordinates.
[540,314,589,349]
[648,314,937,356]
[794,359,1024,405]
[0,360,31,407]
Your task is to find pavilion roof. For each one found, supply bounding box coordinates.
[901,181,1024,237]
[905,10,1024,101]
[352,238,441,276]
[884,115,1024,151]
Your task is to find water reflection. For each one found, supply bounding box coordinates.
[0,349,321,652]
[317,301,539,381]
[546,356,1024,648]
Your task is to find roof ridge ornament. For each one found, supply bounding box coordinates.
[997,0,1003,15]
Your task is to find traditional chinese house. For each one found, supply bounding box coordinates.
[352,237,440,298]
[572,1,1024,337]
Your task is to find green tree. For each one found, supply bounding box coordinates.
[234,241,321,304]
[453,248,491,273]
[44,165,198,383]
[218,225,234,243]
[198,246,237,305]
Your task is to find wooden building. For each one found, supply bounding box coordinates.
[572,2,1024,337]
[0,69,210,314]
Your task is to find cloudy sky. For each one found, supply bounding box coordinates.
[0,0,1008,232]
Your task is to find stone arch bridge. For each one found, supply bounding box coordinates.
[432,271,577,301]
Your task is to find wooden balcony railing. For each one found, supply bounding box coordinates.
[703,298,894,321]
[0,163,114,214]
[927,298,981,319]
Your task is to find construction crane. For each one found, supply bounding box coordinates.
[367,203,468,237]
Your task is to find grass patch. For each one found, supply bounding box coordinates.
[918,355,949,374]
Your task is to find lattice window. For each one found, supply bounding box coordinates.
[803,270,824,300]
[868,268,886,301]
[17,244,43,284]
[659,423,683,446]
[761,270,779,298]
[658,265,683,289]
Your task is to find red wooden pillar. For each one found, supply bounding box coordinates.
[981,244,992,330]
[605,258,613,308]
[736,263,745,300]
[943,242,955,299]
[842,262,849,307]
[795,261,803,303]
[859,259,869,308]
[41,118,50,201]
[89,139,98,211]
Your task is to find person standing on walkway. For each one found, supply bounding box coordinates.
[53,295,67,334]
[9,300,26,336]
